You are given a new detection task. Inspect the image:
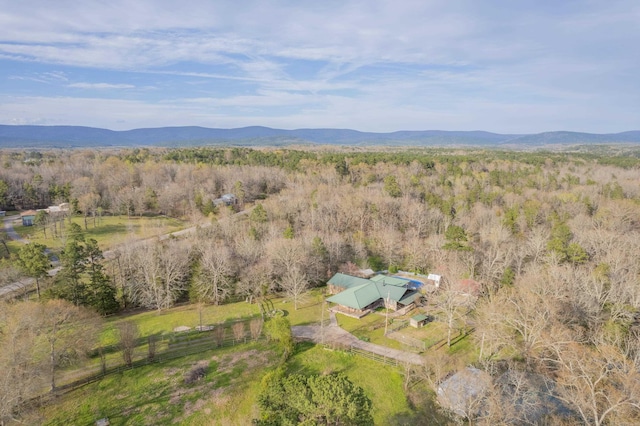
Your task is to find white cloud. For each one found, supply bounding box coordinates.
[68,82,135,89]
[0,1,638,132]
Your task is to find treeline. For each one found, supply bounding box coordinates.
[2,147,640,215]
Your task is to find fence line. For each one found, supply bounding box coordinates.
[387,319,407,333]
[21,317,264,410]
[348,346,400,367]
[56,334,265,395]
[387,332,426,351]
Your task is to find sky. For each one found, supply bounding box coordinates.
[0,0,638,133]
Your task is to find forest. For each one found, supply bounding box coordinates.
[2,145,640,425]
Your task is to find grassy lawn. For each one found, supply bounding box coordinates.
[38,342,278,426]
[335,312,405,349]
[268,287,326,326]
[99,288,327,348]
[397,320,448,348]
[37,342,414,425]
[100,301,262,346]
[12,215,186,251]
[446,328,479,363]
[287,342,413,424]
[93,290,327,375]
[336,310,385,335]
[3,239,23,257]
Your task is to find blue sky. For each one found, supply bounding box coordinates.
[0,0,638,133]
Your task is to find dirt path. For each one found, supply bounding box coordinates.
[3,216,26,243]
[291,312,423,365]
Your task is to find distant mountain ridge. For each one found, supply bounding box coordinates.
[1,125,639,148]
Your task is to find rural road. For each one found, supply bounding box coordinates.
[3,215,24,242]
[0,216,61,297]
[1,208,253,298]
[3,212,424,367]
[0,219,207,298]
[291,312,424,365]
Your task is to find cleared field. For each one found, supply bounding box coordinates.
[38,340,413,425]
[12,215,186,251]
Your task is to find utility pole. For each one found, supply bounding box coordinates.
[384,288,390,336]
[321,298,325,345]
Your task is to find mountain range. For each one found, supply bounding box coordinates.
[1,125,640,148]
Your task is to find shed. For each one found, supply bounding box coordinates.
[410,314,429,328]
[427,273,442,288]
[20,210,37,226]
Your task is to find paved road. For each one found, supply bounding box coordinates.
[291,312,424,365]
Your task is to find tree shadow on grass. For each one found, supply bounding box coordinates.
[286,341,352,377]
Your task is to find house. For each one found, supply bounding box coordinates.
[326,273,420,318]
[457,279,482,297]
[213,193,237,207]
[439,368,571,423]
[20,210,37,226]
[46,202,70,214]
[437,367,491,418]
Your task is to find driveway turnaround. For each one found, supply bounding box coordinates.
[291,312,423,365]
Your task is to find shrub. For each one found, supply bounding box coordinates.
[184,361,209,384]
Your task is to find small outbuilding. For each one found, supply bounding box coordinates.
[410,314,429,328]
[427,273,442,288]
[20,210,37,226]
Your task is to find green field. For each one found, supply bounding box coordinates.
[11,214,186,251]
[39,340,414,425]
[38,342,277,426]
[99,289,326,346]
[32,289,429,425]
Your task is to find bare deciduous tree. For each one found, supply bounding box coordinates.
[35,299,100,391]
[279,266,309,311]
[127,240,191,311]
[213,326,226,347]
[118,321,139,367]
[249,318,263,340]
[0,302,42,424]
[193,242,234,305]
[232,321,246,342]
[546,342,640,426]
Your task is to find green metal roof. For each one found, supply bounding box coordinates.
[411,314,428,322]
[326,273,418,310]
[328,273,372,289]
[373,281,407,303]
[399,291,420,305]
[369,275,411,287]
[327,283,381,310]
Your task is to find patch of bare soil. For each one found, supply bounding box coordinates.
[211,349,268,373]
[177,349,273,421]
